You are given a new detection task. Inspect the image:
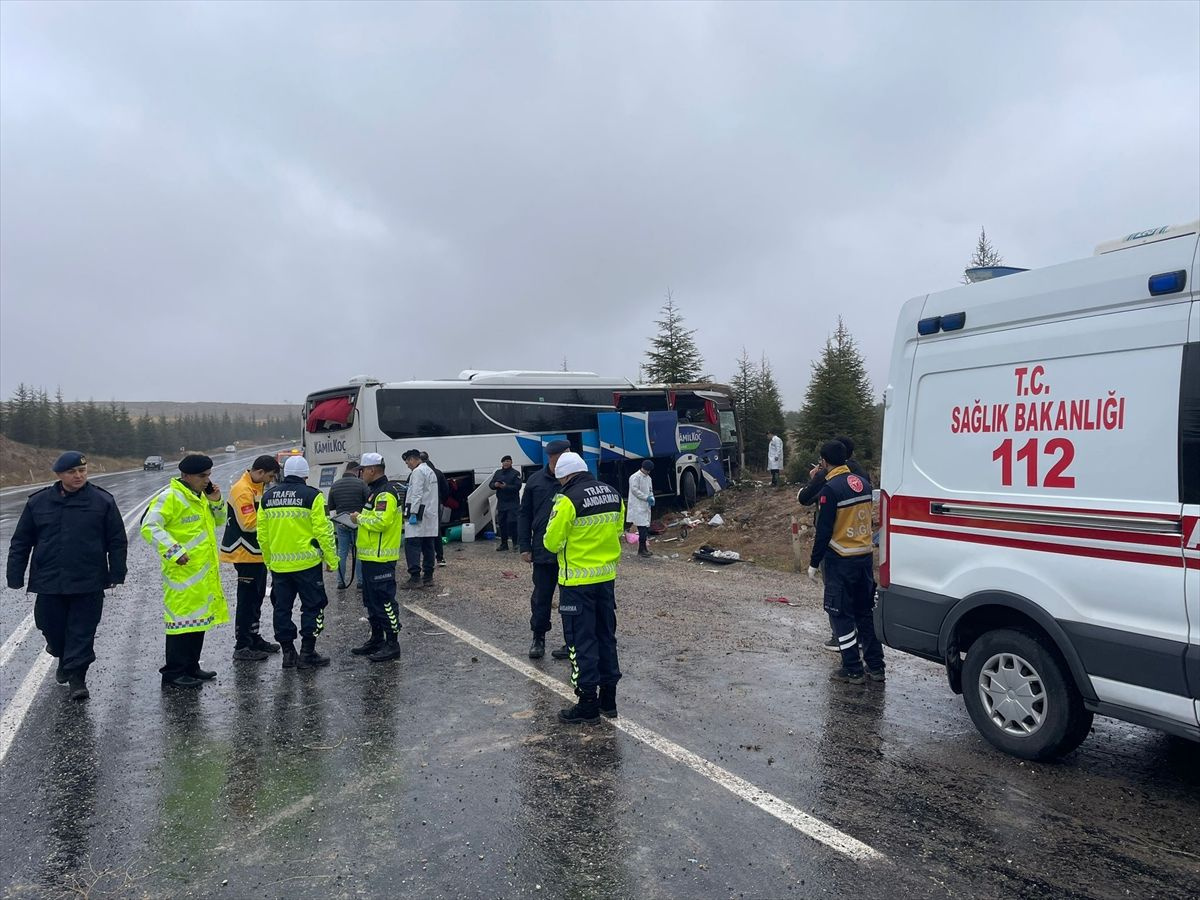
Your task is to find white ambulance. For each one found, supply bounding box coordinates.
[877,221,1199,760]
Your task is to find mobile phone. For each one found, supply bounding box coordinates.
[204,480,217,495]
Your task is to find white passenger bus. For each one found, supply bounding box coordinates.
[301,370,635,527]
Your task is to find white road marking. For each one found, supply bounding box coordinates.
[0,612,36,670]
[404,602,886,864]
[0,486,164,767]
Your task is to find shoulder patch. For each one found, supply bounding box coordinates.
[240,503,255,515]
[375,499,388,511]
[818,495,827,504]
[847,475,863,492]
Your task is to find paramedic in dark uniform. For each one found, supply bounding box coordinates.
[808,440,884,684]
[518,439,571,659]
[6,451,127,701]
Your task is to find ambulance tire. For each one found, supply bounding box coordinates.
[680,470,698,509]
[962,628,1093,761]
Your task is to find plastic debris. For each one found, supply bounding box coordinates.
[707,514,725,526]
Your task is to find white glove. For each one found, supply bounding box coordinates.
[807,565,820,583]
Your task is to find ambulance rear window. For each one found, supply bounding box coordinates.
[1180,343,1200,504]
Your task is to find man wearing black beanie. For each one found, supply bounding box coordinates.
[140,454,230,687]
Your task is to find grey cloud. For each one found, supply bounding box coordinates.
[2,0,1197,407]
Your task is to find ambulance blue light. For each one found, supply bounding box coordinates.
[1148,270,1186,296]
[917,316,941,336]
[940,312,966,331]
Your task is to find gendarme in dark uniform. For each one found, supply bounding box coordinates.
[517,439,571,660]
[5,451,127,701]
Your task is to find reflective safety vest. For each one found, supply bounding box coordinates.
[543,473,625,586]
[257,475,338,573]
[356,476,403,563]
[140,478,229,635]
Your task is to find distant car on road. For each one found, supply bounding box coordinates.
[224,445,237,453]
[144,456,164,471]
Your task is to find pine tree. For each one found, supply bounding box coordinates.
[792,318,877,472]
[643,289,706,383]
[963,226,1004,283]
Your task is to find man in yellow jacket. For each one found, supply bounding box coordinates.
[219,454,281,661]
[141,454,230,688]
[542,452,625,724]
[257,456,338,669]
[350,452,403,662]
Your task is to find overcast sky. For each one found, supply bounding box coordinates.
[2,1,1197,408]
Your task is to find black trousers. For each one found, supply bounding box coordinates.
[271,564,329,642]
[559,581,621,692]
[822,554,884,674]
[161,631,205,678]
[529,562,558,636]
[435,521,445,562]
[496,508,519,545]
[362,560,400,635]
[233,562,268,647]
[34,592,104,674]
[405,537,436,580]
[637,526,650,553]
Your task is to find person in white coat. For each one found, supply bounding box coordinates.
[767,431,784,487]
[627,460,655,558]
[400,449,440,589]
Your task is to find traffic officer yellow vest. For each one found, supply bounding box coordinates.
[357,477,403,563]
[543,473,625,586]
[140,478,229,634]
[257,475,338,572]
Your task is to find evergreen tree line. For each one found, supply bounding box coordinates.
[0,384,296,459]
[643,290,878,481]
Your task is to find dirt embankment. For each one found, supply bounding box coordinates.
[0,434,145,488]
[651,475,819,573]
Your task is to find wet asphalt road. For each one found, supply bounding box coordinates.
[1,460,1198,899]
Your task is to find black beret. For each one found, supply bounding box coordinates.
[544,439,570,455]
[52,451,87,473]
[179,454,214,474]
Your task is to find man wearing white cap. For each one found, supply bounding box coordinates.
[257,456,338,669]
[350,452,404,661]
[542,452,626,723]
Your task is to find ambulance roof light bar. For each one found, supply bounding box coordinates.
[1094,220,1199,255]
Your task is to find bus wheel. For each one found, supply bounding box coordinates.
[681,470,698,509]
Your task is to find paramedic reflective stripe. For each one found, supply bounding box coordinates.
[563,561,618,581]
[573,512,623,529]
[838,496,872,508]
[829,540,873,556]
[837,629,858,650]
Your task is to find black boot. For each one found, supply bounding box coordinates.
[351,627,384,656]
[598,684,617,719]
[251,633,280,654]
[558,687,600,724]
[529,636,545,659]
[233,645,269,661]
[190,665,217,680]
[281,641,299,669]
[368,632,401,663]
[496,541,508,552]
[298,636,330,669]
[68,671,90,701]
[55,663,69,685]
[551,644,570,660]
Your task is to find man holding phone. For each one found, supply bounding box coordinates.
[140,454,230,687]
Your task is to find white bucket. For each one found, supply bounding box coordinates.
[461,522,476,543]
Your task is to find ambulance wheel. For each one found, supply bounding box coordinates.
[962,628,1093,761]
[681,470,698,509]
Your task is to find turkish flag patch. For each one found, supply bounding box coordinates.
[375,500,388,510]
[847,475,863,492]
[240,504,254,515]
[818,495,827,505]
